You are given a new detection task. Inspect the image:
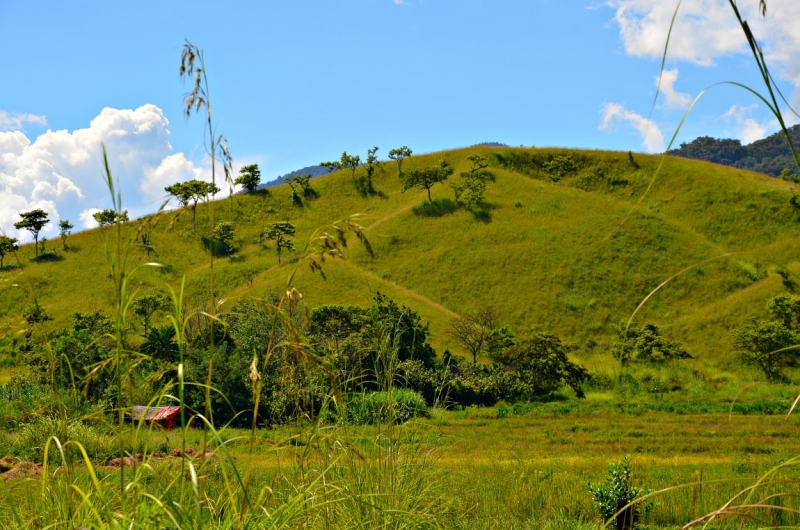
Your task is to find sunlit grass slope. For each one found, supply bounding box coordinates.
[2,146,798,366]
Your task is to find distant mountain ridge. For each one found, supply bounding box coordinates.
[259,165,330,189]
[669,124,800,177]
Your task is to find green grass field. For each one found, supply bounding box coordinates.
[2,406,799,528]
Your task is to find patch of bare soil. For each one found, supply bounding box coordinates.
[0,457,42,480]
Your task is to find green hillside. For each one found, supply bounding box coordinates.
[2,145,799,371]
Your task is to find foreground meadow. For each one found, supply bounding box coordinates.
[1,405,799,529]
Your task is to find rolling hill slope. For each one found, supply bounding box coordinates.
[2,146,799,369]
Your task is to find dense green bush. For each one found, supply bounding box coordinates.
[14,416,116,463]
[340,390,429,425]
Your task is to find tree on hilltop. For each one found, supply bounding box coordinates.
[320,151,361,183]
[235,163,261,192]
[401,160,454,202]
[93,209,129,228]
[165,179,220,231]
[451,155,493,209]
[14,209,49,257]
[358,146,382,196]
[58,219,74,250]
[388,146,412,175]
[0,236,19,268]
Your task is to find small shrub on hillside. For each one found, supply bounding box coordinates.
[542,155,577,182]
[611,322,692,365]
[588,455,652,530]
[733,293,800,380]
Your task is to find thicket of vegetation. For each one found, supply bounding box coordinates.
[670,124,800,178]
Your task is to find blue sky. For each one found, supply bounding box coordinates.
[1,0,798,239]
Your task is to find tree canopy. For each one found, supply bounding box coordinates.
[259,221,296,264]
[669,124,800,177]
[733,294,800,380]
[235,164,261,192]
[0,235,19,268]
[164,179,220,231]
[611,322,692,365]
[400,160,454,202]
[93,209,129,227]
[388,146,412,175]
[58,219,74,249]
[14,209,50,257]
[495,334,588,400]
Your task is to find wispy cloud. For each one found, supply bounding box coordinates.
[0,110,47,131]
[599,102,665,153]
[657,69,691,110]
[722,104,771,143]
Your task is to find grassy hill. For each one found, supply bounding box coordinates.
[2,145,799,375]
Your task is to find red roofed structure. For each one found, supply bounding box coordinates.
[129,406,181,430]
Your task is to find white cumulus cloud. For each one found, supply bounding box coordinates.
[600,102,665,152]
[0,105,206,241]
[607,0,800,106]
[79,208,101,229]
[142,153,203,199]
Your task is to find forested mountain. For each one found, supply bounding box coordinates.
[669,124,800,177]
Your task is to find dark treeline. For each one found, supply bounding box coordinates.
[669,124,800,178]
[9,292,596,427]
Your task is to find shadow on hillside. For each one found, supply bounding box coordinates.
[356,181,388,199]
[201,236,235,257]
[31,253,63,263]
[412,198,495,223]
[471,205,494,224]
[413,198,459,217]
[0,263,22,272]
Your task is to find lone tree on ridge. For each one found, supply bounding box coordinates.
[165,179,220,231]
[388,146,412,175]
[58,219,74,249]
[400,160,454,202]
[93,209,129,228]
[14,209,49,257]
[235,163,261,192]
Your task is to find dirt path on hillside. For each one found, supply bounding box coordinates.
[336,259,460,319]
[366,191,428,231]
